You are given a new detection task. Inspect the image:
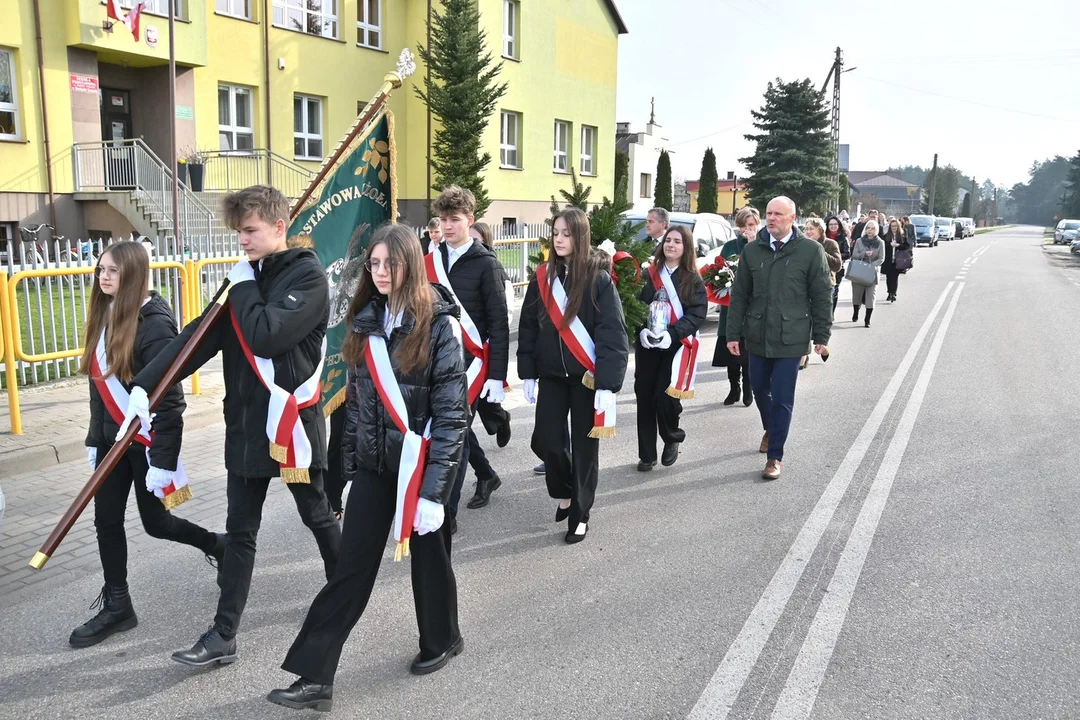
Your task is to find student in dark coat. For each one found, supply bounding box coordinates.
[518,208,628,544]
[268,224,468,713]
[71,241,222,649]
[635,225,707,471]
[712,207,759,407]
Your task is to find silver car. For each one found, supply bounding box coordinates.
[1071,237,1080,254]
[1055,220,1080,245]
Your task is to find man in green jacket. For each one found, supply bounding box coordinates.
[726,196,833,480]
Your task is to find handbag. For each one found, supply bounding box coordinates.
[846,258,877,285]
[894,247,914,271]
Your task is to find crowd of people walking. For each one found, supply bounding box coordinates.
[66,182,917,713]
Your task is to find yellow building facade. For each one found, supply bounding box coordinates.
[0,0,625,242]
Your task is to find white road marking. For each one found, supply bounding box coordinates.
[770,283,966,720]
[964,256,973,264]
[687,282,958,720]
[955,276,965,280]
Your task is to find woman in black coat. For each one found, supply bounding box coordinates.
[635,225,707,471]
[824,214,850,312]
[271,224,468,713]
[71,240,222,649]
[518,207,629,544]
[712,207,758,407]
[881,217,911,303]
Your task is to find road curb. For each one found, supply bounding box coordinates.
[1,404,226,476]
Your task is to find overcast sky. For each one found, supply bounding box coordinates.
[613,0,1080,189]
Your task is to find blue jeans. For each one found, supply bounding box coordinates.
[747,354,801,461]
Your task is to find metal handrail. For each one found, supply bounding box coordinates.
[72,139,217,243]
[199,149,314,198]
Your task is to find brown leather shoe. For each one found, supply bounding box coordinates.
[759,432,769,454]
[762,459,782,480]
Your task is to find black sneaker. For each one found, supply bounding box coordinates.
[533,463,545,475]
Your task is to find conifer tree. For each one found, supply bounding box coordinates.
[741,78,834,212]
[697,148,719,214]
[415,0,507,217]
[654,151,673,211]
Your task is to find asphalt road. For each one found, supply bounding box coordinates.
[1,225,1078,719]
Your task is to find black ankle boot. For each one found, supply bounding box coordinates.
[742,380,753,407]
[852,305,861,322]
[69,584,138,648]
[864,308,873,328]
[723,381,740,406]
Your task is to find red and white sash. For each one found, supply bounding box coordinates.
[425,248,488,405]
[650,267,701,399]
[534,264,616,439]
[91,328,192,510]
[363,334,433,562]
[229,308,325,484]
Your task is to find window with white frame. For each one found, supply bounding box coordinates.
[553,120,570,173]
[218,84,254,151]
[357,0,381,48]
[500,111,521,169]
[0,49,18,140]
[294,95,323,160]
[502,0,519,59]
[216,0,250,20]
[580,125,597,176]
[114,0,183,19]
[640,173,652,198]
[274,0,338,39]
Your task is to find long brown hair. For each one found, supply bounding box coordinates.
[78,241,150,383]
[545,208,610,327]
[651,225,702,300]
[887,218,903,238]
[471,221,494,249]
[341,224,434,375]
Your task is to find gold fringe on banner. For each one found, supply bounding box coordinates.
[666,387,695,400]
[161,485,193,510]
[281,467,311,484]
[588,426,616,440]
[387,110,399,223]
[581,373,596,390]
[322,386,347,417]
[394,538,410,562]
[269,442,289,464]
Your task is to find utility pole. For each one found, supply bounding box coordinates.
[927,153,938,215]
[821,47,843,214]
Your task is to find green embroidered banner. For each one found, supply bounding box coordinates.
[287,109,396,414]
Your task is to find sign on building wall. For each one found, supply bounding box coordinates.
[70,75,99,93]
[175,106,194,120]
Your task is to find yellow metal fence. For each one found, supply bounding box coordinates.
[0,259,242,435]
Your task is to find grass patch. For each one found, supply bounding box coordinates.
[975,225,1013,235]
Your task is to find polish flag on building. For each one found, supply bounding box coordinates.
[106,0,147,42]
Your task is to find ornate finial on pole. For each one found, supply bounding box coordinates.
[649,97,655,125]
[386,49,417,89]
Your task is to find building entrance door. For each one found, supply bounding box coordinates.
[100,88,135,189]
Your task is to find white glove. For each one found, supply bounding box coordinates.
[523,379,538,404]
[227,258,256,286]
[145,466,175,500]
[639,328,655,349]
[115,386,150,442]
[479,379,505,404]
[413,498,445,535]
[594,389,616,416]
[86,447,97,471]
[655,331,673,350]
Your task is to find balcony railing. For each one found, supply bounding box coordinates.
[200,150,315,199]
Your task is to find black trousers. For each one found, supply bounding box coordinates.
[93,444,217,587]
[727,363,747,385]
[634,347,685,463]
[466,430,496,482]
[214,469,341,638]
[476,398,510,436]
[281,467,458,686]
[324,405,348,515]
[447,406,478,519]
[531,376,599,526]
[884,266,901,296]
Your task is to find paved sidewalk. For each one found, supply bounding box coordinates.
[0,361,228,476]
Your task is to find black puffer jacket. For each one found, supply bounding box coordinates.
[635,265,708,348]
[341,284,467,503]
[437,240,510,381]
[86,292,185,470]
[517,254,629,392]
[134,248,330,477]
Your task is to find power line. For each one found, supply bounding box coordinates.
[858,75,1080,124]
[664,122,748,149]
